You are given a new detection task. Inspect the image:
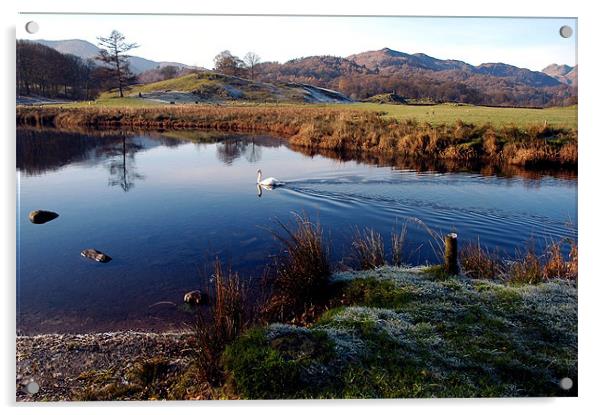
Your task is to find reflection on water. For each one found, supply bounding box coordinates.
[16,128,577,334]
[17,127,577,181]
[106,137,145,192]
[216,137,275,165]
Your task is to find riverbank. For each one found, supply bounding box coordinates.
[16,331,202,401]
[16,266,577,401]
[16,105,577,167]
[224,266,577,398]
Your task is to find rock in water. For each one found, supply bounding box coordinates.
[81,249,112,263]
[184,290,209,305]
[28,210,59,224]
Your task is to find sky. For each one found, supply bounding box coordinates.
[17,14,577,71]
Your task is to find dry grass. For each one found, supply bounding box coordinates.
[460,240,503,279]
[194,259,250,385]
[543,240,578,280]
[16,105,577,167]
[459,237,578,283]
[508,246,546,284]
[262,213,331,323]
[391,224,408,267]
[351,227,386,270]
[408,217,446,262]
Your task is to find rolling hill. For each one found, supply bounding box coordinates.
[101,72,352,104]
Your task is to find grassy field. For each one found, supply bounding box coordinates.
[53,97,577,130]
[331,103,577,129]
[97,74,214,99]
[59,97,165,108]
[223,266,577,398]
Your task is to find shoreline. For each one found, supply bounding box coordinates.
[16,104,577,168]
[16,265,578,400]
[16,330,197,402]
[16,266,577,402]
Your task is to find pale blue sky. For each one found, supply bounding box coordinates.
[17,14,577,71]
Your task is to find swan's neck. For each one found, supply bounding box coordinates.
[257,171,262,183]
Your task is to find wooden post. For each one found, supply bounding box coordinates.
[444,233,458,275]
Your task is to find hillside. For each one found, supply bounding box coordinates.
[349,48,474,73]
[101,72,352,104]
[256,47,576,107]
[33,39,196,75]
[361,92,408,105]
[542,64,578,86]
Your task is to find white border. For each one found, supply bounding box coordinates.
[2,1,601,414]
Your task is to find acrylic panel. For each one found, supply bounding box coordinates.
[16,13,577,401]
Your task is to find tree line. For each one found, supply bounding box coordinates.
[17,40,100,100]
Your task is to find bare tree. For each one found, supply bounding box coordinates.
[96,30,139,97]
[106,136,144,192]
[243,52,261,80]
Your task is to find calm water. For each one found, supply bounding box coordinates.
[17,128,577,334]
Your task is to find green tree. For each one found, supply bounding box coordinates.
[213,50,246,77]
[159,65,179,80]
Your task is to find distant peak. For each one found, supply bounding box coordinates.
[379,47,403,55]
[542,63,573,71]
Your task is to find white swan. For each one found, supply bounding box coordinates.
[256,169,282,187]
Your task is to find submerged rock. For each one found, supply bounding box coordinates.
[28,210,59,224]
[184,290,209,305]
[80,249,112,263]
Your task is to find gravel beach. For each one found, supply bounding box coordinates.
[16,331,197,401]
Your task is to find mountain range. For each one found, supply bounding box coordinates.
[256,48,576,106]
[33,39,196,75]
[346,48,559,88]
[29,40,577,107]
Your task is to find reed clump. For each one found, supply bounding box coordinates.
[194,259,250,385]
[17,105,577,167]
[460,241,504,279]
[351,227,386,270]
[262,213,331,323]
[345,222,577,284]
[459,238,578,283]
[391,224,408,267]
[508,246,547,284]
[348,225,411,269]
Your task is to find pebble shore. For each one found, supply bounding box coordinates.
[16,331,196,401]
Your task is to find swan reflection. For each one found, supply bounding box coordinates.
[256,183,275,198]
